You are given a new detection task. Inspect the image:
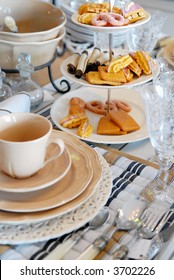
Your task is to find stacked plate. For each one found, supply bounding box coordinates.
[0,130,112,245]
[60,0,128,51]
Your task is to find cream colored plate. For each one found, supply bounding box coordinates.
[51,87,148,144]
[163,41,174,66]
[71,12,151,33]
[0,154,111,245]
[0,134,93,212]
[0,131,102,223]
[0,145,72,193]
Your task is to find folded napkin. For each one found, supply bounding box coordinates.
[0,92,31,116]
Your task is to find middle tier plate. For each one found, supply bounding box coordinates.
[60,50,155,89]
[51,87,148,144]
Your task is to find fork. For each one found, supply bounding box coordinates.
[138,208,174,239]
[110,208,174,259]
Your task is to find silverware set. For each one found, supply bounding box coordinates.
[43,195,174,260]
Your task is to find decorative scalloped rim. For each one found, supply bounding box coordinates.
[0,154,112,245]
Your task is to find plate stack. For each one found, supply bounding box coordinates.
[60,0,128,52]
[0,131,112,245]
[0,0,67,70]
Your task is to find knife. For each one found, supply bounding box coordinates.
[159,223,174,242]
[148,223,174,260]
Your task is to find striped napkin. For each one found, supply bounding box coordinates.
[0,146,173,260]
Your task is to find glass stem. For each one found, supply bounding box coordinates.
[156,152,171,191]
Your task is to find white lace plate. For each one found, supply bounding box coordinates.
[0,154,112,244]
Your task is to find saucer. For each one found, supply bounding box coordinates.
[0,131,102,222]
[0,140,93,212]
[0,144,72,193]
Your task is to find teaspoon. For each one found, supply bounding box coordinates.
[77,197,147,260]
[43,206,110,260]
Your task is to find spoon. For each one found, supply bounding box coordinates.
[4,16,18,33]
[43,206,110,260]
[77,197,147,260]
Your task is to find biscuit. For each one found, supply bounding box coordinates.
[59,114,87,128]
[85,71,122,86]
[97,116,121,135]
[98,66,127,83]
[132,51,151,75]
[78,13,97,24]
[127,59,142,77]
[123,2,146,23]
[69,104,85,115]
[109,109,140,132]
[107,55,133,73]
[78,119,94,138]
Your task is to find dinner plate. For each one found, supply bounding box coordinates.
[71,12,151,33]
[0,134,93,212]
[51,87,148,144]
[0,131,103,224]
[60,54,154,89]
[0,153,112,245]
[0,131,103,225]
[0,145,71,193]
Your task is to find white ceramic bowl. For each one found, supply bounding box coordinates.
[0,0,66,42]
[0,28,66,70]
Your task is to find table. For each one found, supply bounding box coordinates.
[1,51,174,260]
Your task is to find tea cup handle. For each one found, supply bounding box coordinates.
[43,139,65,167]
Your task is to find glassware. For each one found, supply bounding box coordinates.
[141,79,174,201]
[150,56,174,81]
[127,11,167,56]
[0,68,12,102]
[14,53,44,108]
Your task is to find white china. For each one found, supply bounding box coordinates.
[51,87,148,144]
[60,51,156,89]
[0,28,65,70]
[71,12,151,33]
[0,0,66,42]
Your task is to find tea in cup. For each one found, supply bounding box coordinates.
[0,112,65,178]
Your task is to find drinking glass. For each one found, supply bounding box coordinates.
[127,11,167,56]
[141,79,174,201]
[150,56,174,81]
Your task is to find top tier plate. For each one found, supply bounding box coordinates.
[71,12,151,33]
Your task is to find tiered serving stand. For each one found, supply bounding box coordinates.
[71,5,151,102]
[53,4,153,145]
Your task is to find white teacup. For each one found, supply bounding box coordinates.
[0,112,65,178]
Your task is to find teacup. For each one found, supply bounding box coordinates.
[0,112,65,178]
